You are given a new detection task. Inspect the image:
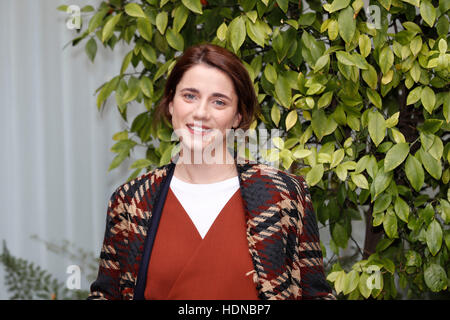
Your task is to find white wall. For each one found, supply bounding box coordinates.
[0,0,147,299]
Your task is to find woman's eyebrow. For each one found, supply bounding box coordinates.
[180,88,232,101]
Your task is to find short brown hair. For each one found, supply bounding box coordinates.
[153,43,259,131]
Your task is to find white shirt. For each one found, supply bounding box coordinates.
[169,175,240,239]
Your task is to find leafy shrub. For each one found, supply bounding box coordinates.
[59,0,449,299]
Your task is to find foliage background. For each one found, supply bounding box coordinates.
[54,0,450,299]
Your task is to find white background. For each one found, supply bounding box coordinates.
[0,0,147,299]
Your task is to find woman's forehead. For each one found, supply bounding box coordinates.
[177,64,236,96]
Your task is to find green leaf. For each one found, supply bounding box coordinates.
[156,11,168,34]
[88,8,109,34]
[272,137,284,150]
[444,94,450,123]
[306,164,324,187]
[367,88,382,109]
[418,148,442,180]
[334,271,346,294]
[182,0,203,14]
[140,77,154,98]
[359,34,371,58]
[153,59,173,82]
[406,86,422,105]
[124,3,146,18]
[351,173,369,189]
[332,222,348,248]
[97,76,119,110]
[373,193,392,213]
[314,54,330,72]
[362,64,378,90]
[57,5,68,11]
[384,143,409,172]
[275,75,292,108]
[285,110,298,131]
[394,196,409,223]
[271,105,281,127]
[120,51,133,75]
[264,64,277,84]
[166,28,184,51]
[327,0,350,13]
[336,51,355,66]
[373,168,392,199]
[102,13,122,43]
[137,17,153,41]
[428,135,443,161]
[426,220,443,256]
[108,151,128,171]
[421,86,436,114]
[358,272,372,298]
[317,91,333,109]
[368,110,386,147]
[246,11,258,23]
[343,270,359,295]
[228,16,246,53]
[404,154,424,192]
[330,149,345,168]
[424,264,447,292]
[379,46,394,75]
[216,22,228,42]
[246,19,267,47]
[173,5,189,33]
[373,210,385,227]
[85,38,97,62]
[130,158,152,169]
[383,209,398,238]
[276,0,289,13]
[293,149,312,159]
[410,36,423,56]
[338,6,355,44]
[311,108,338,141]
[376,238,395,252]
[445,230,450,250]
[327,19,339,40]
[420,0,436,27]
[385,112,399,128]
[401,0,419,6]
[81,5,94,13]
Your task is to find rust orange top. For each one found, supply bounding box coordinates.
[144,187,259,300]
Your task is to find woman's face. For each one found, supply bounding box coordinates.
[169,63,242,161]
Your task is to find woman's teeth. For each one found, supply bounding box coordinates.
[189,125,211,133]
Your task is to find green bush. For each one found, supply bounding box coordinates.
[60,0,449,299]
[0,240,91,300]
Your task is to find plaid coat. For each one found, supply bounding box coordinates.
[88,158,334,300]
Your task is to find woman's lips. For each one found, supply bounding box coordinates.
[187,124,212,136]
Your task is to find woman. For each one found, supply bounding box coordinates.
[88,43,334,300]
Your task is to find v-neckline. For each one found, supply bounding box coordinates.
[169,187,240,241]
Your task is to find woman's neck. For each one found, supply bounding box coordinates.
[174,149,238,184]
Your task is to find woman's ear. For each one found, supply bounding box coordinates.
[169,101,174,116]
[233,112,242,129]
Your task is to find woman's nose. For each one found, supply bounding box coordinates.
[192,99,209,119]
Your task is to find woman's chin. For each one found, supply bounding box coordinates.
[178,139,231,165]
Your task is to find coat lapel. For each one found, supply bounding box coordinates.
[236,160,291,299]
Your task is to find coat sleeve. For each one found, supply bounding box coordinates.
[295,175,336,300]
[88,187,128,300]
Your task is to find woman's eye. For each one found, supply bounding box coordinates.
[214,100,225,106]
[183,93,195,100]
